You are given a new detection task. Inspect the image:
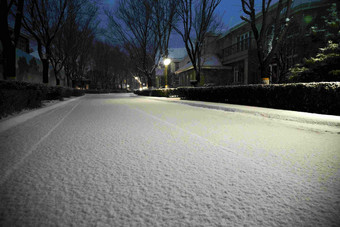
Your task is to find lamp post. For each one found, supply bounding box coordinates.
[163,58,171,88]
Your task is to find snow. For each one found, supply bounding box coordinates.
[1,93,339,226]
[175,54,230,74]
[0,97,81,134]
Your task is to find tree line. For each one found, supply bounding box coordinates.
[1,0,338,88]
[1,0,224,88]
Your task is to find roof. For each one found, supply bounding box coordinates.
[175,54,231,74]
[291,0,321,8]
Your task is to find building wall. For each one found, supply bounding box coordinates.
[177,68,233,87]
[214,0,333,84]
[165,0,333,87]
[0,48,67,86]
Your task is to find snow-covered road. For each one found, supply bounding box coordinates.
[1,93,340,226]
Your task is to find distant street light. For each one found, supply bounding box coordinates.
[134,76,142,90]
[163,58,171,88]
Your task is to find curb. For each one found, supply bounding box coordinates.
[0,95,84,133]
[144,96,340,128]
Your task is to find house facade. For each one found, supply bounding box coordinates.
[174,0,335,86]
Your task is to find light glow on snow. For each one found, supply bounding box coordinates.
[1,94,340,226]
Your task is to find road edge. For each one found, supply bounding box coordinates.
[0,95,85,133]
[143,96,340,127]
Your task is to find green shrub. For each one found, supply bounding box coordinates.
[289,41,340,82]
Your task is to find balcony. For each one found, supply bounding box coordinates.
[222,38,253,62]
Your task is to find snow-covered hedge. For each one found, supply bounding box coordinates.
[0,80,84,119]
[135,83,340,115]
[134,88,177,97]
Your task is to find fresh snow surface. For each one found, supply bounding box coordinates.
[1,93,340,226]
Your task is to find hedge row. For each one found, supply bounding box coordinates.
[134,82,340,115]
[134,88,177,97]
[85,89,129,94]
[0,80,84,119]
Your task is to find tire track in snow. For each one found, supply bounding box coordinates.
[0,100,82,186]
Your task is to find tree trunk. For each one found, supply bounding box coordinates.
[196,70,201,87]
[53,69,61,86]
[42,59,49,83]
[0,0,16,80]
[2,42,16,80]
[259,61,271,83]
[196,53,201,86]
[147,75,153,88]
[67,75,71,87]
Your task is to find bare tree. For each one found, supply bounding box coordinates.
[174,0,221,86]
[274,19,310,83]
[89,41,129,90]
[106,0,158,88]
[61,26,95,87]
[240,0,293,81]
[106,0,178,88]
[153,0,179,58]
[50,0,97,86]
[0,0,24,80]
[22,0,68,84]
[112,47,130,89]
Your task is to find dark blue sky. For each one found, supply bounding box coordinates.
[102,0,246,48]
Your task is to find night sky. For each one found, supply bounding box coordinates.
[102,0,246,48]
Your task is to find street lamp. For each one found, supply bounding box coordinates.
[163,58,171,88]
[134,76,142,90]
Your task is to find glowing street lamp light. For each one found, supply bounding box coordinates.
[163,58,171,88]
[163,58,171,66]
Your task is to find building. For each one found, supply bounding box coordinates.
[7,27,31,53]
[175,0,335,86]
[175,54,232,86]
[0,27,68,86]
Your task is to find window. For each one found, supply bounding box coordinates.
[233,62,244,83]
[237,32,250,52]
[234,66,239,82]
[175,62,179,71]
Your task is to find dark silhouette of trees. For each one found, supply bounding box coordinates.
[240,0,293,82]
[88,41,130,89]
[288,2,340,82]
[22,0,68,84]
[50,0,98,86]
[0,0,24,80]
[274,23,303,83]
[174,0,221,86]
[153,0,179,58]
[106,0,178,88]
[274,1,339,83]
